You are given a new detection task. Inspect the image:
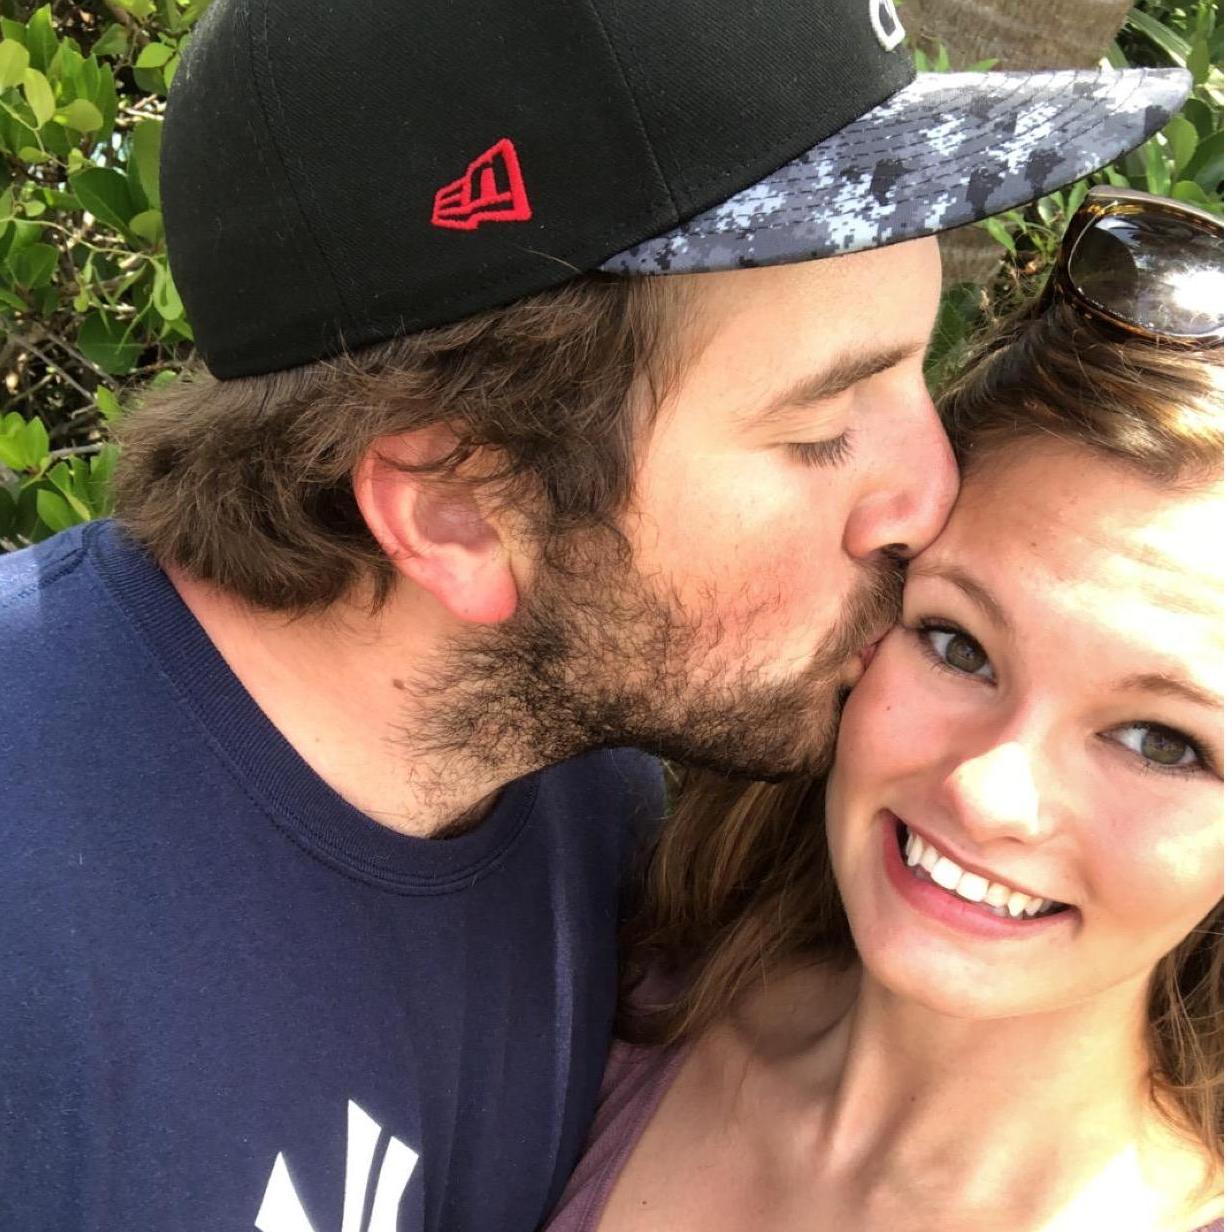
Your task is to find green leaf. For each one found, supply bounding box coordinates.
[47,463,93,520]
[1122,7,1191,68]
[117,0,156,19]
[1170,180,1213,208]
[162,53,182,88]
[71,167,134,233]
[1162,116,1199,176]
[87,443,119,514]
[129,208,164,244]
[1064,178,1089,219]
[14,484,46,542]
[0,288,26,311]
[11,241,57,289]
[981,216,1017,252]
[25,415,49,469]
[1187,35,1211,87]
[0,415,53,474]
[0,20,26,47]
[182,0,213,24]
[2,218,42,257]
[151,262,183,319]
[132,64,165,95]
[0,185,13,223]
[1189,131,1223,193]
[0,439,27,472]
[1183,95,1215,141]
[160,315,194,344]
[40,117,72,159]
[77,309,142,375]
[1035,193,1062,227]
[49,42,84,86]
[46,460,74,498]
[135,42,174,69]
[1142,138,1170,195]
[58,98,104,133]
[0,38,30,89]
[22,67,56,128]
[93,61,119,135]
[95,385,123,422]
[92,24,130,60]
[129,119,162,209]
[35,488,81,533]
[64,487,95,522]
[23,6,58,74]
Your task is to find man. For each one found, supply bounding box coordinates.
[0,0,1186,1227]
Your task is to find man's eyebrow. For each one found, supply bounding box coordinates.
[910,562,1012,633]
[1117,672,1223,711]
[741,341,922,429]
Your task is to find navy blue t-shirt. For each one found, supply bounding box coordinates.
[0,521,664,1231]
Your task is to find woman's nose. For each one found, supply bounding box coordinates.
[942,741,1048,844]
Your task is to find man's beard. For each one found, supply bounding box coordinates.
[408,532,903,794]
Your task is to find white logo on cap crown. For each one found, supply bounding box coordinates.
[870,0,906,50]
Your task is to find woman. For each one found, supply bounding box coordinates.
[547,188,1224,1232]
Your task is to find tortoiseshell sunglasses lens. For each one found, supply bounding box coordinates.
[1067,211,1224,338]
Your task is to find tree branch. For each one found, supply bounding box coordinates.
[7,332,98,403]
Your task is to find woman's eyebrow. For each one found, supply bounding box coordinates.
[1117,672,1223,711]
[910,562,1011,632]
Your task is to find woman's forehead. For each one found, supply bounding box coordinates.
[918,442,1223,662]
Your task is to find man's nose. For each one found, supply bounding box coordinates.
[843,395,959,561]
[942,740,1049,846]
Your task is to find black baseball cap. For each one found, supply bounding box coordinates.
[162,0,1190,379]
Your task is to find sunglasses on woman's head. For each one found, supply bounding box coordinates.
[1046,185,1224,346]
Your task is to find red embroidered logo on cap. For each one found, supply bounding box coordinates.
[431,138,532,231]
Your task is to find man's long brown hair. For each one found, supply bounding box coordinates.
[113,275,683,612]
[621,300,1224,1169]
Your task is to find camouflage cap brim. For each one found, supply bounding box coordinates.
[600,68,1192,275]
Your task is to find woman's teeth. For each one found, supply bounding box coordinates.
[902,826,1059,920]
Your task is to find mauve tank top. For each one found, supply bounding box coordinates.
[543,1041,1223,1232]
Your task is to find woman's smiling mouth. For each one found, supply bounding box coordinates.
[898,820,1068,919]
[879,812,1076,936]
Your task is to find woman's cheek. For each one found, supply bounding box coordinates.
[839,633,929,767]
[1095,795,1224,935]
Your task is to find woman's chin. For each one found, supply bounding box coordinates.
[852,933,1033,1020]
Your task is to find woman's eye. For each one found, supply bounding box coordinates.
[924,627,993,678]
[1109,722,1200,771]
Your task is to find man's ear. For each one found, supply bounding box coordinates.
[353,428,519,625]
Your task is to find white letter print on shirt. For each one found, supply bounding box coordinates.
[255,1100,419,1232]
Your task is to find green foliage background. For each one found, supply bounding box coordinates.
[0,1,1224,552]
[924,0,1224,387]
